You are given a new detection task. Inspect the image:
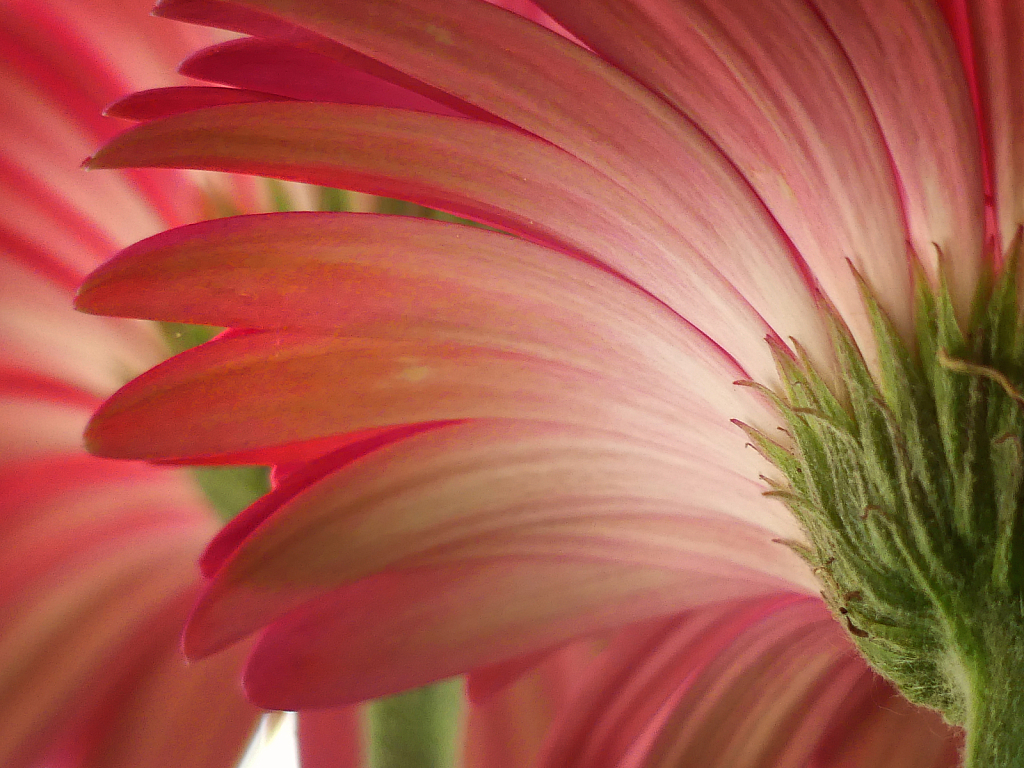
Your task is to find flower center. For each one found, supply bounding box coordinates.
[741,240,1024,764]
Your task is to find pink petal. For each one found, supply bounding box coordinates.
[199,422,451,577]
[107,86,289,121]
[184,421,811,670]
[156,0,500,123]
[87,100,827,388]
[964,0,1024,254]
[84,314,776,469]
[178,0,833,376]
[530,0,915,355]
[181,38,471,116]
[298,709,363,768]
[811,0,985,321]
[536,596,959,768]
[240,556,808,710]
[76,211,778,432]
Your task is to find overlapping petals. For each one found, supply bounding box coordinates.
[70,0,1017,762]
[536,596,960,768]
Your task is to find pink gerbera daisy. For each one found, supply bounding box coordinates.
[70,0,1024,764]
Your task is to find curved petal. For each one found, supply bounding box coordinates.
[464,641,597,768]
[535,596,959,768]
[84,322,772,467]
[107,86,289,121]
[239,555,809,710]
[88,101,796,383]
[185,0,836,373]
[530,0,927,346]
[181,38,471,116]
[812,0,985,320]
[184,420,811,667]
[76,211,779,433]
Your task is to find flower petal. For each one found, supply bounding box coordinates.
[240,556,808,710]
[84,316,772,467]
[529,0,914,349]
[76,211,777,435]
[535,595,958,768]
[106,85,289,121]
[181,37,471,116]
[88,101,795,381]
[184,420,811,671]
[964,0,1024,253]
[812,0,985,320]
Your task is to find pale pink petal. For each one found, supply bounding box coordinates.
[531,0,912,353]
[184,421,811,670]
[812,0,985,320]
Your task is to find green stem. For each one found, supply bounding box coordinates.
[962,639,1024,768]
[364,679,465,768]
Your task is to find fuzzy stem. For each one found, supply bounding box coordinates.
[962,634,1024,768]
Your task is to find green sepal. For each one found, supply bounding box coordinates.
[759,254,1024,735]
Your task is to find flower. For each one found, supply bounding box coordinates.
[1,4,607,766]
[0,2,274,766]
[71,0,1023,764]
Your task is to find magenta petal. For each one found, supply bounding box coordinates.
[181,38,472,117]
[106,85,289,120]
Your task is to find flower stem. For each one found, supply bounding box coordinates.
[962,622,1024,768]
[364,679,465,768]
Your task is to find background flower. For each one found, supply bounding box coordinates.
[0,2,267,765]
